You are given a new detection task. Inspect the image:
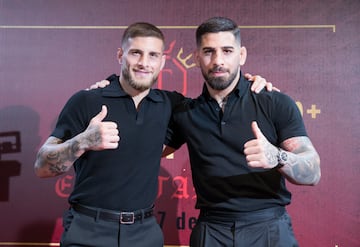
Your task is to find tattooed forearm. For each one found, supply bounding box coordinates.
[278,136,321,185]
[280,154,320,185]
[34,137,84,177]
[49,163,70,174]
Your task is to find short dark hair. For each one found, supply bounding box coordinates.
[196,17,241,47]
[121,22,165,50]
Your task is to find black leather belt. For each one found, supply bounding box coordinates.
[200,206,285,222]
[72,204,154,224]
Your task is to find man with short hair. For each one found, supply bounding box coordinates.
[35,22,181,247]
[165,17,321,247]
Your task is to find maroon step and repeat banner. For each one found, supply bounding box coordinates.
[0,0,359,246]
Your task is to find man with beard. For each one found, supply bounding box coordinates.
[164,17,321,247]
[34,21,271,247]
[34,22,181,247]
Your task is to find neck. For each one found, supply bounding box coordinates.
[206,70,240,104]
[119,78,150,110]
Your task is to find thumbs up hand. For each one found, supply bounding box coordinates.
[82,105,120,151]
[243,121,278,169]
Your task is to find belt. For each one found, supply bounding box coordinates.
[72,204,154,224]
[200,206,285,222]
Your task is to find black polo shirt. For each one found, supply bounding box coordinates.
[166,72,307,212]
[52,74,184,211]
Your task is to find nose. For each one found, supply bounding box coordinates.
[212,51,224,66]
[137,54,149,67]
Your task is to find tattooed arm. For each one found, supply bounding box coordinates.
[34,105,120,178]
[34,136,87,177]
[244,121,321,185]
[276,136,320,185]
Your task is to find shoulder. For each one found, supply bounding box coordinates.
[154,90,188,108]
[66,89,90,103]
[62,88,102,115]
[253,90,296,106]
[162,90,186,100]
[172,95,200,114]
[70,89,100,102]
[251,90,302,124]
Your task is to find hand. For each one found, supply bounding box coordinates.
[244,73,280,93]
[83,105,120,150]
[244,121,278,169]
[86,80,111,90]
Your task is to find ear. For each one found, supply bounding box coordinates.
[117,48,123,64]
[159,54,166,70]
[194,50,200,67]
[239,46,247,66]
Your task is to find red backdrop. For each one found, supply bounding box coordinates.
[0,0,359,246]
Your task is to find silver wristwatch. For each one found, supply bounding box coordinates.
[277,148,288,166]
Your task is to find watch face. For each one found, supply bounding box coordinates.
[280,151,288,162]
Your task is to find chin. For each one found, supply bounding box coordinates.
[131,80,155,91]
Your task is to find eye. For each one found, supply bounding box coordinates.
[150,52,160,58]
[223,49,233,54]
[131,51,140,55]
[203,49,213,55]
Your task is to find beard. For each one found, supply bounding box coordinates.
[121,65,158,92]
[202,66,238,90]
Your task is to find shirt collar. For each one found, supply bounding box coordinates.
[102,74,164,102]
[200,71,250,101]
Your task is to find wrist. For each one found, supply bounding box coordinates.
[276,148,288,168]
[72,134,88,154]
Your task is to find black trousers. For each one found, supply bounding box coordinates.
[190,207,299,247]
[60,207,163,247]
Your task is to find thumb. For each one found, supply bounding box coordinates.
[251,121,264,139]
[92,105,108,123]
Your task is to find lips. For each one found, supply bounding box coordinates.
[134,69,151,78]
[210,66,227,73]
[210,69,227,77]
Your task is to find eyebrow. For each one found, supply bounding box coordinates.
[129,48,162,55]
[202,46,235,50]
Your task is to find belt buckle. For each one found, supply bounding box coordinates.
[120,212,135,224]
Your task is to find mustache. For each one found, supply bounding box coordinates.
[209,66,228,73]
